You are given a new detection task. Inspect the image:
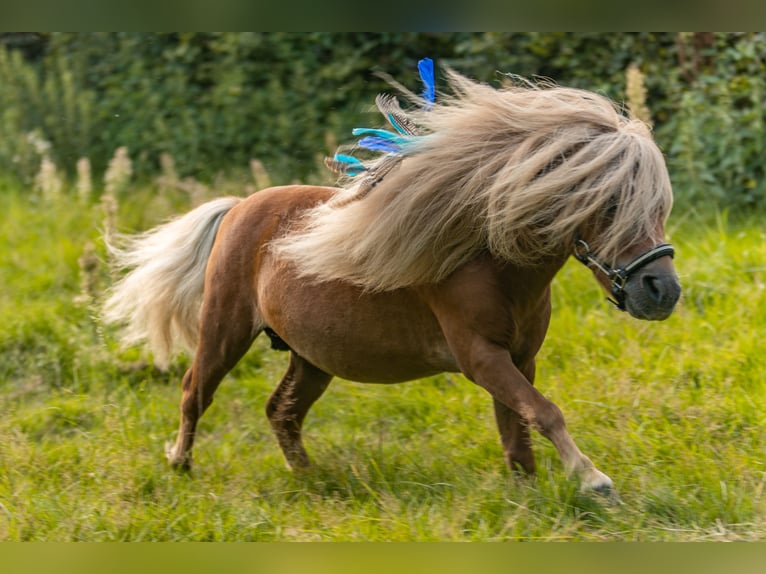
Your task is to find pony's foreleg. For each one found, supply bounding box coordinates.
[493,399,535,475]
[165,299,258,471]
[493,356,537,474]
[461,341,613,494]
[266,351,332,470]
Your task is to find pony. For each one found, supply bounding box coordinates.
[103,68,681,495]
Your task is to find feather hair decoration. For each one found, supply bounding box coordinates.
[324,57,436,183]
[324,153,367,176]
[375,93,420,136]
[418,57,435,109]
[357,137,402,154]
[351,127,409,142]
[352,127,414,154]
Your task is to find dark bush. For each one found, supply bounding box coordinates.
[0,32,763,211]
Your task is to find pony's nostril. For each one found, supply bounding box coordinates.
[642,275,663,303]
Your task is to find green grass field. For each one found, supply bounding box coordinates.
[0,183,764,541]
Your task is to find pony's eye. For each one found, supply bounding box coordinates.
[604,198,619,220]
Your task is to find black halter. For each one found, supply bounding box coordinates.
[573,238,675,311]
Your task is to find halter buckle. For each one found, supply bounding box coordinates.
[611,269,628,291]
[573,239,591,264]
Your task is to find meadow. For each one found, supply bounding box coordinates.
[0,181,764,541]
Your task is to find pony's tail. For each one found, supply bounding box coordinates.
[102,197,241,369]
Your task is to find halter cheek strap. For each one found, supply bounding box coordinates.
[573,239,675,311]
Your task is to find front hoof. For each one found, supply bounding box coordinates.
[591,483,623,505]
[579,469,621,504]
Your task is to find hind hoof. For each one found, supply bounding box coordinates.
[285,456,312,473]
[165,441,192,472]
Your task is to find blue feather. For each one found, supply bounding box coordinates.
[357,136,402,153]
[418,57,435,108]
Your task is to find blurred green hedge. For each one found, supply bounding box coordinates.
[1,32,764,210]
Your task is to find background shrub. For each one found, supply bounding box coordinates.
[0,32,764,211]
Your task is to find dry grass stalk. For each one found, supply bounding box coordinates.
[250,159,271,191]
[76,157,92,202]
[34,155,63,200]
[104,146,133,195]
[626,64,652,127]
[74,241,100,305]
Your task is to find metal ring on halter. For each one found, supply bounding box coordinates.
[573,238,675,311]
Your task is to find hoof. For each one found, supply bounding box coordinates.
[165,441,192,472]
[509,465,537,485]
[509,458,536,477]
[579,468,612,491]
[590,483,623,506]
[285,457,312,474]
[282,447,312,473]
[579,469,622,505]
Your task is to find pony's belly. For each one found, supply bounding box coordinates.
[258,275,459,383]
[280,310,460,383]
[305,358,452,384]
[295,337,459,384]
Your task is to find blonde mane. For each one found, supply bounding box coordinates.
[272,71,673,291]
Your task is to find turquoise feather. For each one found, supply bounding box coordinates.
[351,128,410,145]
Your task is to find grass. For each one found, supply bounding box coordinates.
[0,182,764,541]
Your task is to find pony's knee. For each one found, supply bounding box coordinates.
[528,400,566,438]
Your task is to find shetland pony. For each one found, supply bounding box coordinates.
[104,71,680,494]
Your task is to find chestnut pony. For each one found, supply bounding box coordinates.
[104,71,681,494]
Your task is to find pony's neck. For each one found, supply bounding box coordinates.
[495,250,571,310]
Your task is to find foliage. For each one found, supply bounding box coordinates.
[450,32,766,211]
[0,44,95,185]
[658,33,766,210]
[0,33,764,210]
[0,33,460,183]
[0,181,765,541]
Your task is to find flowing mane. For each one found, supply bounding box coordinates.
[271,70,673,291]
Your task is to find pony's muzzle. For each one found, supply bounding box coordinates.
[625,271,681,320]
[642,274,678,306]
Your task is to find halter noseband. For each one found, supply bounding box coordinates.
[573,239,675,311]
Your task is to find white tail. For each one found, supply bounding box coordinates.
[103,197,242,368]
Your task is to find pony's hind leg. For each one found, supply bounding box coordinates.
[165,297,258,471]
[266,351,332,470]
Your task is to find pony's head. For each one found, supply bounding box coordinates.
[552,101,681,321]
[574,221,680,321]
